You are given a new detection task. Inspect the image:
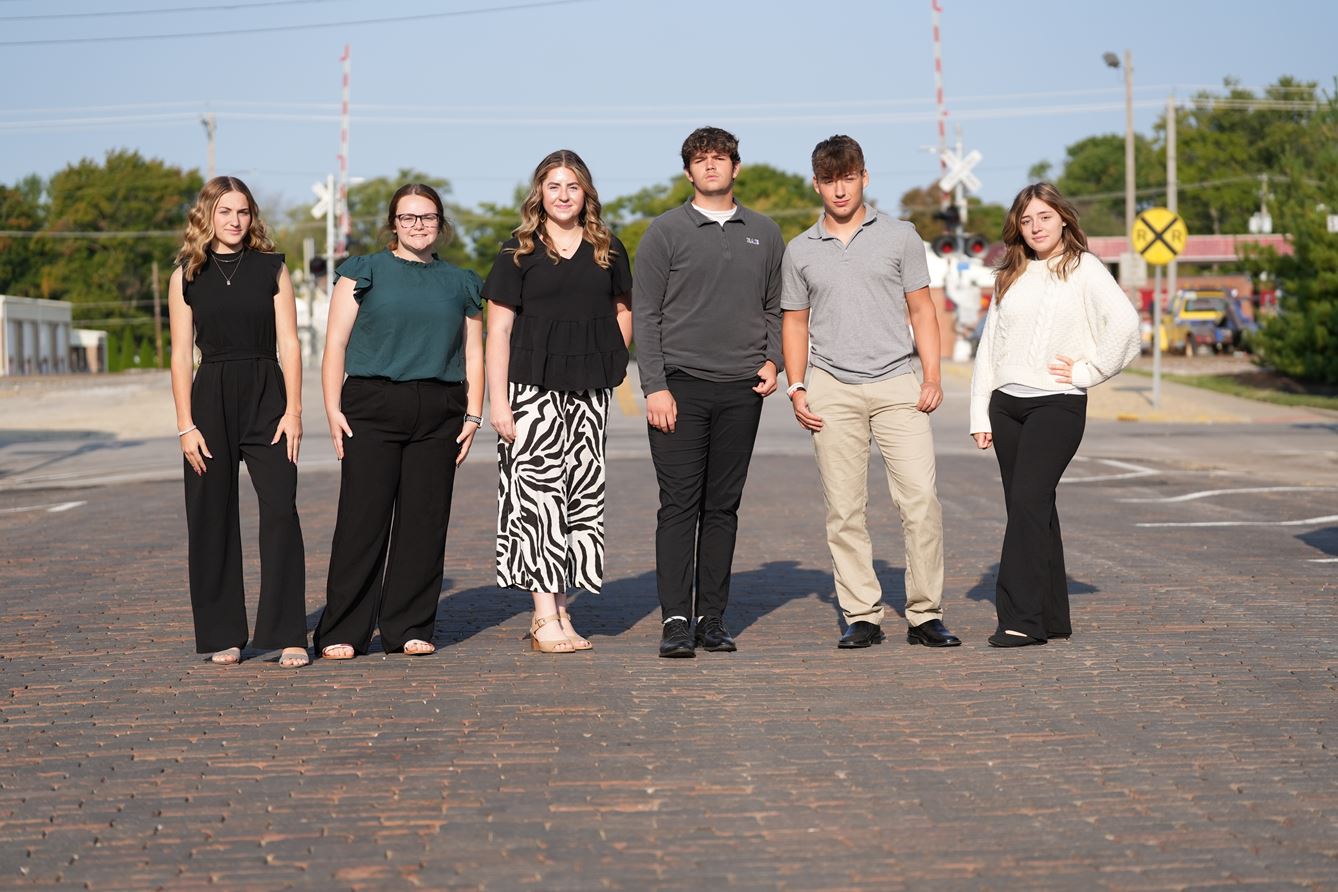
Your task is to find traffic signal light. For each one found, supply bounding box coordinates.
[931,235,959,257]
[931,234,991,258]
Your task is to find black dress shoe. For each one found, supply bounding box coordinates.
[838,620,885,649]
[659,618,695,658]
[987,629,1047,647]
[694,616,737,652]
[907,618,961,647]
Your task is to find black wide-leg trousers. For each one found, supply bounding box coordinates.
[648,372,763,621]
[316,376,464,655]
[988,390,1087,640]
[184,358,306,653]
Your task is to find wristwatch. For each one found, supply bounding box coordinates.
[464,414,483,425]
[786,382,807,397]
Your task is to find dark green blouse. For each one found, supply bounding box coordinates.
[336,250,482,383]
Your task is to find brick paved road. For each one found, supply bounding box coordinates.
[2,427,1336,889]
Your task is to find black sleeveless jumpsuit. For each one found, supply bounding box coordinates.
[182,250,306,652]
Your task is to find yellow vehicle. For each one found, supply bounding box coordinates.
[1145,289,1238,355]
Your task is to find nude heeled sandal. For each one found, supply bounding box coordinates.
[557,608,593,651]
[528,613,574,654]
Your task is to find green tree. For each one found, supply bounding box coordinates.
[899,183,1008,243]
[1174,78,1323,235]
[43,150,201,327]
[1249,91,1338,384]
[1052,133,1164,236]
[0,175,48,296]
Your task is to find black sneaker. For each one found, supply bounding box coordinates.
[694,616,737,652]
[659,618,695,658]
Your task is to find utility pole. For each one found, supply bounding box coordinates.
[1122,49,1135,255]
[152,258,163,369]
[201,113,217,180]
[1103,50,1136,287]
[1166,93,1178,316]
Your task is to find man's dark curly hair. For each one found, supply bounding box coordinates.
[680,126,740,169]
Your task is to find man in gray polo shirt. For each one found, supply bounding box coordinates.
[634,126,784,658]
[781,134,960,649]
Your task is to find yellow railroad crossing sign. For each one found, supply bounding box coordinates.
[1131,207,1188,266]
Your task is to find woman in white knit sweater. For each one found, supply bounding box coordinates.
[970,183,1139,647]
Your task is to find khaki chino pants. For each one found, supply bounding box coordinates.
[808,367,944,627]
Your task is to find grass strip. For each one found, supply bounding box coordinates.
[1127,368,1338,411]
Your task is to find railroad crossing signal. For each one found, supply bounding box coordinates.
[1131,207,1188,266]
[311,180,333,220]
[938,148,982,194]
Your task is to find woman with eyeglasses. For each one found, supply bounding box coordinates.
[314,183,485,660]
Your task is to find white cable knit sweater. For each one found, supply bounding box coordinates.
[970,252,1140,434]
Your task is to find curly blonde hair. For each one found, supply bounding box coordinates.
[511,150,614,269]
[176,176,275,282]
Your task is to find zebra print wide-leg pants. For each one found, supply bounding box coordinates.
[497,383,611,594]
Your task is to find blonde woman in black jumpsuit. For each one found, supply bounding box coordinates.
[168,176,308,668]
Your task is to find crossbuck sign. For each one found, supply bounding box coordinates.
[939,149,982,194]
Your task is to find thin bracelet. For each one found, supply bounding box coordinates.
[283,411,301,418]
[178,425,198,437]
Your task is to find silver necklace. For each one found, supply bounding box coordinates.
[211,249,245,286]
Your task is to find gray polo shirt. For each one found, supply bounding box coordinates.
[633,201,784,395]
[780,205,931,384]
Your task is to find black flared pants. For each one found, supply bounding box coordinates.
[648,372,763,621]
[316,377,465,655]
[184,358,306,653]
[988,390,1087,640]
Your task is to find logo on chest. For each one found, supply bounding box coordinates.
[745,237,760,246]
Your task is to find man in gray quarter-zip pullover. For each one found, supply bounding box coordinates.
[632,126,784,659]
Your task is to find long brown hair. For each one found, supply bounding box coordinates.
[176,176,275,282]
[510,149,615,268]
[385,182,454,251]
[993,182,1088,301]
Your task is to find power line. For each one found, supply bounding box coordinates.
[0,0,336,21]
[0,0,588,47]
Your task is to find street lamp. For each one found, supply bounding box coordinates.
[1105,50,1135,286]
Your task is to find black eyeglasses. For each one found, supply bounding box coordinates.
[395,213,441,228]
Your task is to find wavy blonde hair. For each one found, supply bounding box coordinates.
[176,176,275,282]
[993,182,1088,302]
[511,150,614,269]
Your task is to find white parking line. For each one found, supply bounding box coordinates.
[0,500,87,516]
[1063,457,1157,484]
[1307,557,1338,563]
[1119,486,1335,504]
[1137,514,1338,528]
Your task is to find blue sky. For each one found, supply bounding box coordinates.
[1,0,1334,218]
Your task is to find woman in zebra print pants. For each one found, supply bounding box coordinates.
[483,150,633,653]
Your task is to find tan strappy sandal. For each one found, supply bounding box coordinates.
[557,608,593,651]
[528,613,574,654]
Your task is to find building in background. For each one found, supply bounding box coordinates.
[1,295,106,375]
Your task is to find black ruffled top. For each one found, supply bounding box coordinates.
[482,235,632,391]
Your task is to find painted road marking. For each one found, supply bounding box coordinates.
[1307,558,1338,563]
[1137,514,1338,528]
[1119,486,1336,504]
[1063,457,1157,484]
[0,500,87,516]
